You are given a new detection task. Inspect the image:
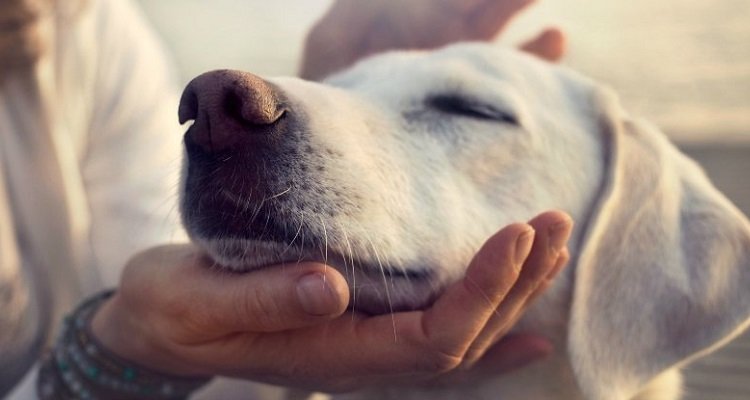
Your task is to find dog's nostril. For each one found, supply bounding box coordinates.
[222,87,286,127]
[178,87,199,125]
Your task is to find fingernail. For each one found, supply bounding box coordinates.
[296,273,339,316]
[548,220,573,254]
[514,228,536,266]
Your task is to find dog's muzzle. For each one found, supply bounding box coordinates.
[178,70,309,241]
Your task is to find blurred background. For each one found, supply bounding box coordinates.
[135,1,749,398]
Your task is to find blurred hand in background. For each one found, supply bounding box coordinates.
[301,0,565,80]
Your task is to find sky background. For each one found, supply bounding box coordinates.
[135,0,750,143]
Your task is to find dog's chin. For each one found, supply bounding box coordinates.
[194,238,300,271]
[194,237,443,315]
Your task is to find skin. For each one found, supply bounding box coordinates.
[0,0,48,78]
[93,212,572,392]
[300,0,565,80]
[91,0,571,395]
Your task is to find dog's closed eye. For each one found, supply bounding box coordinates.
[428,94,519,125]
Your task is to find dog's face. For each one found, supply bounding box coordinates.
[179,44,603,315]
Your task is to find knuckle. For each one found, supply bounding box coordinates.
[421,349,464,373]
[162,292,210,341]
[461,345,488,366]
[239,287,283,329]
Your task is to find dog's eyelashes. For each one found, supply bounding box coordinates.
[428,95,518,125]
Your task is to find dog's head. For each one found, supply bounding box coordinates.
[179,43,750,398]
[178,44,603,314]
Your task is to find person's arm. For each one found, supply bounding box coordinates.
[89,211,572,394]
[300,0,565,80]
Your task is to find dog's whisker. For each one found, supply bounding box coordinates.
[295,219,307,267]
[281,212,305,258]
[362,233,397,342]
[256,211,273,243]
[318,215,329,283]
[335,220,359,316]
[336,220,356,302]
[267,185,292,201]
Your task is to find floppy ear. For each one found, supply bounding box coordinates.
[567,89,750,400]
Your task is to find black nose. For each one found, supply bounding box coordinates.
[178,70,286,153]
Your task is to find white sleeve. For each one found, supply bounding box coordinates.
[6,1,185,398]
[81,0,187,287]
[5,365,38,400]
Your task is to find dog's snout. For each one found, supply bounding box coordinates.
[179,69,286,153]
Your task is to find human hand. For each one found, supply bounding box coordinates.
[91,211,572,393]
[300,0,566,80]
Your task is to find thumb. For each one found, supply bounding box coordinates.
[233,263,350,332]
[188,260,351,333]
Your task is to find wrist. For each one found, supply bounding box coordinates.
[38,290,210,399]
[91,297,149,367]
[91,294,208,378]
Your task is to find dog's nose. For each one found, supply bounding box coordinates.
[178,70,286,153]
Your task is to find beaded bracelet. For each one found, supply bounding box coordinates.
[37,290,211,400]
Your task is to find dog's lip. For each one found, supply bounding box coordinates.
[250,254,433,281]
[380,267,432,280]
[198,238,441,314]
[200,236,434,280]
[285,257,440,314]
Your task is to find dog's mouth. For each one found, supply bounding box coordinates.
[194,235,442,315]
[181,172,449,314]
[180,161,445,314]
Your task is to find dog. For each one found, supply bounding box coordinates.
[177,43,750,400]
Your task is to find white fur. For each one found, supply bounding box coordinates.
[182,43,750,399]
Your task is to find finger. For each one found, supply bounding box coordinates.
[199,264,350,335]
[520,27,566,62]
[138,246,351,336]
[418,333,552,387]
[497,211,572,311]
[525,247,570,306]
[467,0,536,39]
[418,223,535,360]
[463,211,573,360]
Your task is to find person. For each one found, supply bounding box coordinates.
[0,0,571,398]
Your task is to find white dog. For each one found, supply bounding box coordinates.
[178,43,750,400]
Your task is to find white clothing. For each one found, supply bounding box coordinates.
[2,0,184,397]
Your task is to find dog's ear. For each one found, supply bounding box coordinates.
[567,88,750,399]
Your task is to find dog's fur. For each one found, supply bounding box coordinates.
[180,44,750,399]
